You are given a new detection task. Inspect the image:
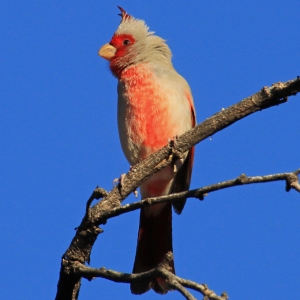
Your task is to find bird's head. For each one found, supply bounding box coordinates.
[99,7,172,77]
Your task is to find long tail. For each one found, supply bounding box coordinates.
[130,202,175,294]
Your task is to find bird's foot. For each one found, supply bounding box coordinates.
[113,173,126,187]
[113,166,138,197]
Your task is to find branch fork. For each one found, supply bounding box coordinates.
[55,77,300,300]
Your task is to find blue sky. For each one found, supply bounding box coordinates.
[1,1,299,299]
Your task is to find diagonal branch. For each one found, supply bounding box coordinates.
[55,77,300,300]
[91,78,300,223]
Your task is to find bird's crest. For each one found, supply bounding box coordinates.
[117,6,132,23]
[115,6,153,39]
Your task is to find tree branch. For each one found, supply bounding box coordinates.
[92,78,300,223]
[55,77,300,300]
[99,169,300,221]
[71,263,227,300]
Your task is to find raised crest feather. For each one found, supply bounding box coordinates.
[117,6,132,22]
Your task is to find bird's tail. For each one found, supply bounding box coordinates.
[130,201,175,294]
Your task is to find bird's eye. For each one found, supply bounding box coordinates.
[123,39,131,45]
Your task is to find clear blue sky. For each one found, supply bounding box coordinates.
[1,1,299,299]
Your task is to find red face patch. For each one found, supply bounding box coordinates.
[109,34,135,58]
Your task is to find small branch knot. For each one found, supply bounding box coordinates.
[262,86,271,98]
[271,81,284,89]
[237,173,248,184]
[143,198,153,206]
[286,173,300,192]
[221,291,229,300]
[202,284,215,298]
[196,192,208,201]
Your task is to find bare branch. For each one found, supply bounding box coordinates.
[72,263,225,300]
[91,77,300,223]
[74,263,156,283]
[169,282,196,300]
[100,169,300,221]
[55,77,300,300]
[176,279,229,300]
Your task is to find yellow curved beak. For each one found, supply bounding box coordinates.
[98,43,116,61]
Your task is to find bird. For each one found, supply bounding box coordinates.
[98,7,196,295]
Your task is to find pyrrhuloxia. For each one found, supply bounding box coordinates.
[99,7,196,295]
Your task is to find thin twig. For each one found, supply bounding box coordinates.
[167,278,196,300]
[73,263,157,283]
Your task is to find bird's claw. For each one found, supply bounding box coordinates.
[113,173,126,187]
[113,165,136,187]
